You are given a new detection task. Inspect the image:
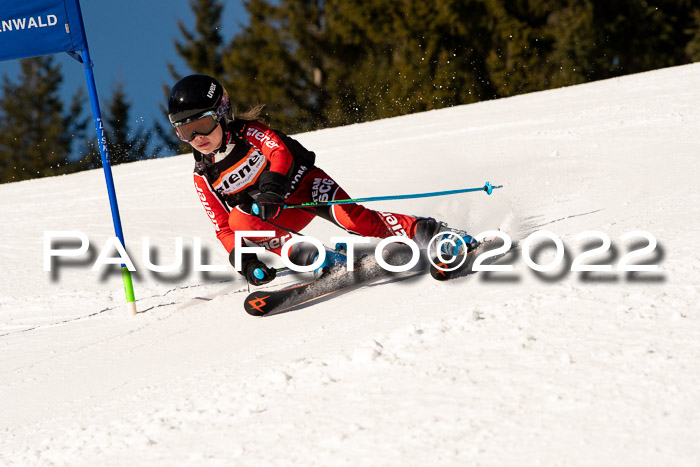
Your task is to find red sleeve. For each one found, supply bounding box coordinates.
[194,173,237,253]
[244,120,294,176]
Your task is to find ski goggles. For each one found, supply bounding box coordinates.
[173,111,220,142]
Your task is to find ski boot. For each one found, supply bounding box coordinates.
[413,218,478,257]
[287,241,348,280]
[313,244,348,280]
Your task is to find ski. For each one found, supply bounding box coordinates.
[244,246,416,316]
[243,237,515,315]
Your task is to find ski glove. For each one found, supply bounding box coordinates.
[233,251,277,286]
[254,191,284,221]
[254,171,287,221]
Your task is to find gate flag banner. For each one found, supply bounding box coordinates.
[0,0,88,61]
[1,0,138,315]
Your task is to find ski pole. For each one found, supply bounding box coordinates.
[252,181,502,215]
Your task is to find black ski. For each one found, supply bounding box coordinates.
[429,250,479,281]
[244,246,416,316]
[243,238,514,315]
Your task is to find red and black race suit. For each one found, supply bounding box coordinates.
[193,120,314,250]
[193,119,420,257]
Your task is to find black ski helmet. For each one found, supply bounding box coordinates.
[168,74,230,125]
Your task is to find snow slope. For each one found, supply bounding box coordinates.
[1,63,699,466]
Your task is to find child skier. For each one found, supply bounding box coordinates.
[168,74,475,285]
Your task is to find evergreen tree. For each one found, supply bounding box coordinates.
[543,1,602,88]
[167,0,700,136]
[161,0,227,154]
[68,87,100,171]
[222,0,331,131]
[0,57,86,183]
[104,81,158,164]
[324,0,495,121]
[481,0,699,98]
[687,7,700,61]
[482,0,585,97]
[153,119,183,157]
[154,84,187,157]
[594,1,693,75]
[75,82,162,169]
[220,0,497,130]
[171,0,226,79]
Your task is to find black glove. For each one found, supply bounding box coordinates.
[232,251,277,286]
[254,191,284,221]
[254,171,287,221]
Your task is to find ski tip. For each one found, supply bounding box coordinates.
[244,292,273,316]
[430,266,452,281]
[429,256,460,281]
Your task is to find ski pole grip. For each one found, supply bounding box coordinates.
[252,203,260,216]
[253,268,265,280]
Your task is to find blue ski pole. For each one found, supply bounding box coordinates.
[253,181,502,215]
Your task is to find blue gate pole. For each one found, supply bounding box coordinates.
[80,49,137,315]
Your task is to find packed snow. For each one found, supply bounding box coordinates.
[1,63,699,466]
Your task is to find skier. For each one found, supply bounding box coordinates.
[168,74,476,285]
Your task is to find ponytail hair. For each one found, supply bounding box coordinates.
[235,103,266,121]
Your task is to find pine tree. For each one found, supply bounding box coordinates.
[687,7,700,61]
[161,0,227,154]
[480,0,698,98]
[152,120,183,157]
[74,82,162,169]
[220,0,497,130]
[324,0,495,120]
[481,0,563,97]
[166,0,700,136]
[0,57,85,183]
[171,0,225,79]
[68,86,99,171]
[222,0,332,132]
[542,1,602,88]
[104,81,158,164]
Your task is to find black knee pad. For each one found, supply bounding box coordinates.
[412,217,441,248]
[287,241,322,266]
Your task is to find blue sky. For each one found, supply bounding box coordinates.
[0,0,246,148]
